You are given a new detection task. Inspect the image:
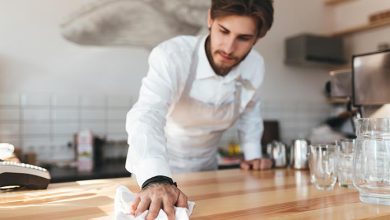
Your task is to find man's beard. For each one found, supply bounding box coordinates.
[205,36,250,76]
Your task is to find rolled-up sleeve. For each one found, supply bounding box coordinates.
[125,46,178,187]
[237,98,264,160]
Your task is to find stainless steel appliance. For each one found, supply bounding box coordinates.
[352,49,390,117]
[266,141,287,168]
[290,139,310,169]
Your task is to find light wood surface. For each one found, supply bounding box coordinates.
[329,18,390,37]
[1,169,390,219]
[324,0,354,6]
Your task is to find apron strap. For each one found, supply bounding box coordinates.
[181,36,203,97]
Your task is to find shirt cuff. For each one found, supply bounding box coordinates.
[125,157,172,187]
[242,142,262,160]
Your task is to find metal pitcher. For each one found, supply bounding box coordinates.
[266,141,288,168]
[290,139,310,169]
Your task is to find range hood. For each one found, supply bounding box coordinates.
[285,33,346,67]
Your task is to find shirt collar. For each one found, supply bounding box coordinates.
[195,35,241,83]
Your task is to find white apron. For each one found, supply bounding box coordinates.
[165,37,242,173]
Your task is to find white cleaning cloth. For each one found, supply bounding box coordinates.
[114,185,195,220]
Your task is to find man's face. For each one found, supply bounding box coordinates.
[207,13,259,75]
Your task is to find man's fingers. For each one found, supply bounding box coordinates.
[175,190,188,208]
[260,158,272,170]
[135,197,151,216]
[163,198,175,220]
[130,196,141,214]
[146,198,162,220]
[252,159,261,170]
[240,161,250,170]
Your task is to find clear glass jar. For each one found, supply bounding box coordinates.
[353,118,390,205]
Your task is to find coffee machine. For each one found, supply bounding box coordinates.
[328,49,390,119]
[352,49,390,118]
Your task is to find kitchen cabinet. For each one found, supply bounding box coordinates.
[2,169,390,219]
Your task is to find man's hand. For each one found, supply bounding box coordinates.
[130,183,188,220]
[240,158,273,170]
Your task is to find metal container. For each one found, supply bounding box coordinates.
[266,141,288,168]
[290,139,310,169]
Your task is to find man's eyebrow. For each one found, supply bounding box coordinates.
[218,24,255,38]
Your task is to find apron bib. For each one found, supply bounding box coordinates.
[165,37,242,173]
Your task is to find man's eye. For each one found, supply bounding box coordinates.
[238,37,251,41]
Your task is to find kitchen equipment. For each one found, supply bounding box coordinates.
[290,139,310,169]
[266,141,287,168]
[285,34,345,67]
[0,161,51,190]
[353,118,390,205]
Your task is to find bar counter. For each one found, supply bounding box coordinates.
[1,168,390,219]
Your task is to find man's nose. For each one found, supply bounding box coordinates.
[223,37,236,54]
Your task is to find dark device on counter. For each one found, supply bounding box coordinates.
[0,161,51,190]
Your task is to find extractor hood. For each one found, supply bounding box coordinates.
[285,33,346,67]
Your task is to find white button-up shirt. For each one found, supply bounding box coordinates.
[126,35,265,186]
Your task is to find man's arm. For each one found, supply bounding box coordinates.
[237,98,272,170]
[125,45,188,219]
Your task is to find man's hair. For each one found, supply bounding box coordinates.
[210,0,274,38]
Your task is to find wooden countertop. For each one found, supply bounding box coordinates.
[1,168,390,219]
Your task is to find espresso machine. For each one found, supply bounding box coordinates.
[351,49,390,118]
[329,49,390,120]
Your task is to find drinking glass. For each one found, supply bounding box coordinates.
[336,139,355,188]
[309,144,337,191]
[353,118,390,205]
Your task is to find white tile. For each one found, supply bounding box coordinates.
[80,95,106,107]
[51,94,79,107]
[0,108,20,120]
[0,123,20,136]
[0,94,20,106]
[53,123,79,135]
[23,123,50,135]
[0,137,20,147]
[52,137,74,147]
[23,108,50,121]
[21,94,50,106]
[52,109,79,121]
[107,122,125,133]
[81,109,106,120]
[107,96,133,108]
[22,137,51,152]
[80,122,106,136]
[106,133,128,141]
[108,109,128,120]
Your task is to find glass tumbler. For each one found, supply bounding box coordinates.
[309,144,337,191]
[336,139,355,188]
[353,118,390,205]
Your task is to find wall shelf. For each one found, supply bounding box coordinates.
[324,0,355,6]
[329,18,390,37]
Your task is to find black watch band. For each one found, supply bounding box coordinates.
[141,175,177,189]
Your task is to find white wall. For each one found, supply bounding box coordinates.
[0,0,148,96]
[328,0,390,56]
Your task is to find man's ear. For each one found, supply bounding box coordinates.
[207,9,213,29]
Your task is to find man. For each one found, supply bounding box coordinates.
[126,0,274,219]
